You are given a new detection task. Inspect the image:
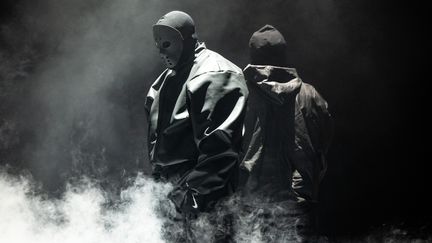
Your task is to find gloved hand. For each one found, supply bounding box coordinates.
[168,182,202,219]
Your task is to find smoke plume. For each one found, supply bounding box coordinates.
[0,170,171,243]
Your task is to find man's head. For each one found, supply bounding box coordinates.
[153,11,197,69]
[249,25,288,67]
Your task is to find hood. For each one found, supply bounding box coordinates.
[243,64,302,105]
[154,10,196,40]
[249,25,287,66]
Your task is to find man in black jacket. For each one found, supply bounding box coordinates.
[145,11,248,242]
[239,25,334,242]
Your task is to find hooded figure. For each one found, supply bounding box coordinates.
[145,11,248,242]
[238,25,333,242]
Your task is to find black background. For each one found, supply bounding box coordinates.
[1,0,428,238]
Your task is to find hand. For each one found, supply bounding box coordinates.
[167,183,202,218]
[181,189,200,219]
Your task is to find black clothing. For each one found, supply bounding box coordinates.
[145,43,248,213]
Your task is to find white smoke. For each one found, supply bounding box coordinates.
[0,168,303,243]
[2,168,430,243]
[0,171,172,243]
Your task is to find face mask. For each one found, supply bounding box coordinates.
[153,25,184,69]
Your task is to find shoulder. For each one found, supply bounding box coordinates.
[299,82,326,102]
[299,82,319,99]
[145,69,171,110]
[298,82,329,113]
[147,69,170,97]
[187,49,246,93]
[192,48,243,77]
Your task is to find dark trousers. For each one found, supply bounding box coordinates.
[235,200,321,243]
[157,202,234,243]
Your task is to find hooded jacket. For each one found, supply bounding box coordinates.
[240,64,333,204]
[145,43,248,212]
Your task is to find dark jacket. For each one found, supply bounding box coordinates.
[240,64,333,204]
[145,43,248,212]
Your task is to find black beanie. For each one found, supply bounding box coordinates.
[249,25,288,66]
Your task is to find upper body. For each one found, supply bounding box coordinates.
[145,11,248,214]
[240,64,333,204]
[239,25,333,206]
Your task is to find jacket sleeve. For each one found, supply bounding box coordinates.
[292,84,334,199]
[303,85,334,155]
[308,87,333,183]
[169,71,248,213]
